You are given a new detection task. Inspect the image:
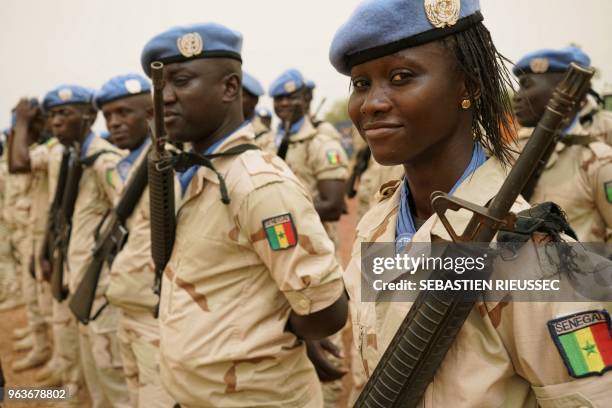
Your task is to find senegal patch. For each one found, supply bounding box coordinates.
[547,310,612,378]
[105,168,116,188]
[262,213,297,251]
[605,181,612,203]
[326,149,340,165]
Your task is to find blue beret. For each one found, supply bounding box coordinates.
[269,69,305,97]
[94,73,151,109]
[330,0,482,75]
[256,106,272,118]
[42,84,95,111]
[141,22,243,77]
[512,46,591,76]
[306,79,316,90]
[242,72,264,97]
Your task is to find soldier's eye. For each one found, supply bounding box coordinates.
[351,78,369,90]
[390,71,414,84]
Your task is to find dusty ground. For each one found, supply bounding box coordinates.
[0,198,360,408]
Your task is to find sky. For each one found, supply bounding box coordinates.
[2,0,611,132]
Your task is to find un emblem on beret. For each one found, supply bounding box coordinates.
[177,32,204,58]
[424,0,460,28]
[529,58,550,74]
[284,81,297,94]
[58,88,73,101]
[124,79,142,94]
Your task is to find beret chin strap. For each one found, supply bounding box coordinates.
[346,11,484,70]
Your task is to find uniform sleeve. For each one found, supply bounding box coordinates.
[308,135,349,181]
[94,151,124,205]
[237,178,344,315]
[254,131,277,154]
[488,240,612,407]
[29,144,49,172]
[592,161,612,242]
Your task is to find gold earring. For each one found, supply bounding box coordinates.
[461,99,471,110]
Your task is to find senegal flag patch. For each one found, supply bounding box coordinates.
[326,149,340,165]
[547,310,612,378]
[262,213,297,251]
[605,181,612,203]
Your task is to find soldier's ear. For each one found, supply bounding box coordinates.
[223,72,241,102]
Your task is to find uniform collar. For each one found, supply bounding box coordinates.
[80,131,95,158]
[361,157,523,243]
[117,137,150,182]
[180,123,255,201]
[274,116,319,146]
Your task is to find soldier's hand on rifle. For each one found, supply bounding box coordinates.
[305,338,348,382]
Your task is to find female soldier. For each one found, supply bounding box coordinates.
[330,0,612,406]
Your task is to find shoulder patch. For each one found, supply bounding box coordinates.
[588,141,612,160]
[326,149,341,165]
[262,213,297,251]
[547,310,612,378]
[105,168,116,187]
[605,181,612,204]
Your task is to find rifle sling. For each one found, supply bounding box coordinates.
[166,144,259,205]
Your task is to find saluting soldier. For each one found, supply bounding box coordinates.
[513,47,612,244]
[330,0,612,406]
[241,71,269,138]
[95,73,177,408]
[7,99,61,381]
[140,22,348,407]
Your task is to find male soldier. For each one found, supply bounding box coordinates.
[10,84,131,406]
[255,106,272,130]
[304,79,343,142]
[257,69,349,406]
[141,22,348,407]
[7,99,60,378]
[579,90,612,145]
[513,47,612,244]
[95,73,176,408]
[241,71,269,138]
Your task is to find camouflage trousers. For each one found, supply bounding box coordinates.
[117,309,175,408]
[0,220,20,309]
[322,331,344,408]
[52,297,84,400]
[11,227,49,344]
[32,235,53,323]
[78,303,131,408]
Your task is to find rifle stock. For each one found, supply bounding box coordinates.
[355,63,594,408]
[51,147,83,302]
[346,146,371,198]
[149,62,176,317]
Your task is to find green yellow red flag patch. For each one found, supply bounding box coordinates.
[547,310,612,378]
[605,181,612,203]
[262,213,297,251]
[326,149,340,165]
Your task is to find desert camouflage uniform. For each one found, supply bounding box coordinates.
[106,142,176,408]
[65,133,130,407]
[257,118,349,406]
[345,157,612,407]
[517,125,612,243]
[0,149,22,310]
[159,125,344,407]
[30,138,84,398]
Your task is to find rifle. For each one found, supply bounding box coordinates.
[346,145,371,198]
[69,153,149,324]
[310,97,326,128]
[149,62,176,318]
[355,64,594,408]
[276,117,293,160]
[41,147,70,282]
[51,144,83,302]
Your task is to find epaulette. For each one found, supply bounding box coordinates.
[586,140,612,160]
[378,179,401,201]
